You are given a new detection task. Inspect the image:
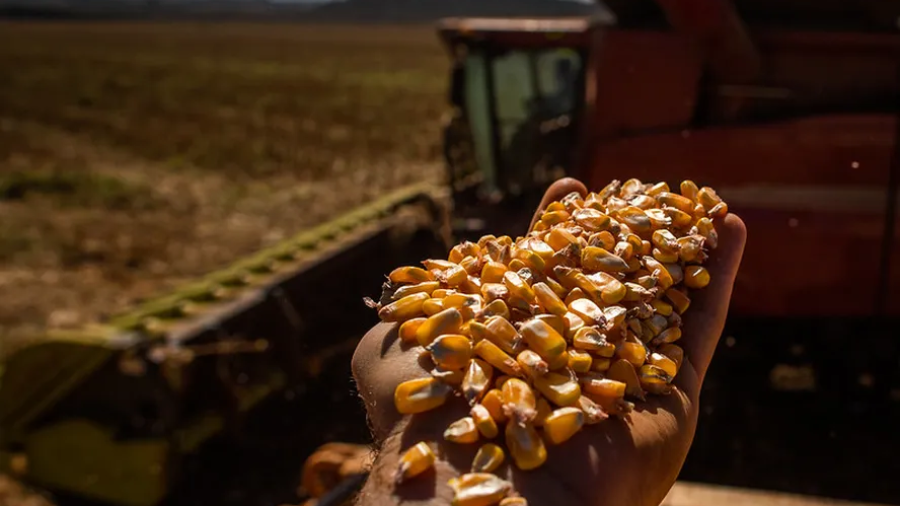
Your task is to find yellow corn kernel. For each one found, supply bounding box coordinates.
[643,314,668,337]
[507,258,526,272]
[697,186,723,210]
[545,201,567,212]
[422,259,457,272]
[645,208,673,229]
[478,234,498,249]
[644,181,668,196]
[652,248,679,263]
[635,196,659,210]
[657,191,694,213]
[641,239,652,256]
[567,349,593,373]
[652,327,682,346]
[684,265,710,289]
[535,314,566,337]
[398,317,427,344]
[616,341,647,367]
[533,282,567,316]
[444,417,480,444]
[516,349,549,378]
[499,498,528,506]
[602,305,627,330]
[616,206,652,234]
[613,241,633,261]
[392,281,440,300]
[470,404,499,439]
[546,227,578,251]
[389,266,435,284]
[484,315,524,355]
[444,293,483,320]
[622,282,651,302]
[462,358,493,404]
[576,394,608,424]
[663,207,693,228]
[440,264,469,287]
[562,311,585,339]
[428,334,473,370]
[546,350,570,371]
[624,256,641,273]
[541,209,571,226]
[600,280,626,305]
[423,297,445,316]
[582,376,626,399]
[567,298,604,325]
[449,473,511,506]
[459,255,481,276]
[533,372,581,407]
[589,231,616,250]
[514,248,545,273]
[572,327,615,357]
[532,221,548,232]
[432,367,465,385]
[449,241,480,263]
[417,307,462,346]
[480,283,508,303]
[533,396,553,427]
[564,287,588,305]
[394,377,452,414]
[482,299,510,320]
[650,299,673,316]
[494,375,512,388]
[460,276,482,295]
[572,208,611,232]
[481,389,507,424]
[581,246,629,273]
[395,442,435,484]
[651,229,678,252]
[591,357,611,372]
[665,288,691,314]
[471,443,505,473]
[544,276,567,299]
[649,352,678,378]
[503,270,536,303]
[505,422,547,471]
[501,378,537,423]
[554,266,603,302]
[519,319,567,360]
[379,292,429,322]
[433,288,457,298]
[677,235,705,263]
[693,202,707,219]
[680,180,699,201]
[658,343,684,371]
[521,237,555,262]
[481,261,508,283]
[641,256,672,289]
[708,201,728,219]
[695,217,719,249]
[543,407,585,445]
[640,364,671,385]
[474,340,522,377]
[666,263,684,285]
[608,359,645,399]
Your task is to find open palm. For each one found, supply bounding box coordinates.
[352,178,747,506]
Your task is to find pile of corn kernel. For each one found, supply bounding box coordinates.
[369,179,727,506]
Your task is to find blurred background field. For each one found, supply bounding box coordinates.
[0,22,447,356]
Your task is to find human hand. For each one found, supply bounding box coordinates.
[351,178,747,506]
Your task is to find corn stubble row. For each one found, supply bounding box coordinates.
[369,179,727,506]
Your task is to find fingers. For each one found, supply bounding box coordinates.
[529,178,588,231]
[677,214,747,385]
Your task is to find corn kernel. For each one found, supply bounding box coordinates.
[505,422,546,471]
[541,209,570,226]
[474,340,522,377]
[665,288,691,314]
[423,297,445,316]
[572,327,615,357]
[416,308,462,346]
[572,208,611,232]
[663,207,693,228]
[614,241,634,260]
[591,357,611,372]
[643,256,673,290]
[608,359,645,399]
[581,246,629,273]
[432,367,465,385]
[501,378,537,424]
[503,270,536,303]
[680,180,699,201]
[651,299,673,316]
[440,264,469,287]
[481,388,507,424]
[653,248,679,263]
[390,266,435,284]
[697,186,723,210]
[582,376,626,399]
[658,343,684,371]
[480,261,508,284]
[471,404,499,439]
[567,349,593,373]
[533,372,581,407]
[533,282,567,316]
[649,352,678,378]
[398,317,426,344]
[395,442,435,484]
[445,416,480,444]
[484,315,524,355]
[519,319,567,360]
[602,306,627,330]
[392,281,440,300]
[576,394,609,424]
[394,377,452,414]
[378,292,429,322]
[534,314,566,337]
[546,227,578,251]
[449,242,480,263]
[566,298,602,325]
[471,443,505,473]
[516,349,549,378]
[645,208,672,229]
[657,191,694,213]
[422,259,457,272]
[499,498,528,506]
[543,407,585,444]
[652,327,682,346]
[449,473,511,506]
[433,288,456,298]
[428,334,473,370]
[684,265,710,289]
[533,396,553,427]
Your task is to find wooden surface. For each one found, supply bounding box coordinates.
[664,482,893,506]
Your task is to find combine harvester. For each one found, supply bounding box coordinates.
[2,0,899,505]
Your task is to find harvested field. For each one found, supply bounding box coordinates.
[0,22,447,356]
